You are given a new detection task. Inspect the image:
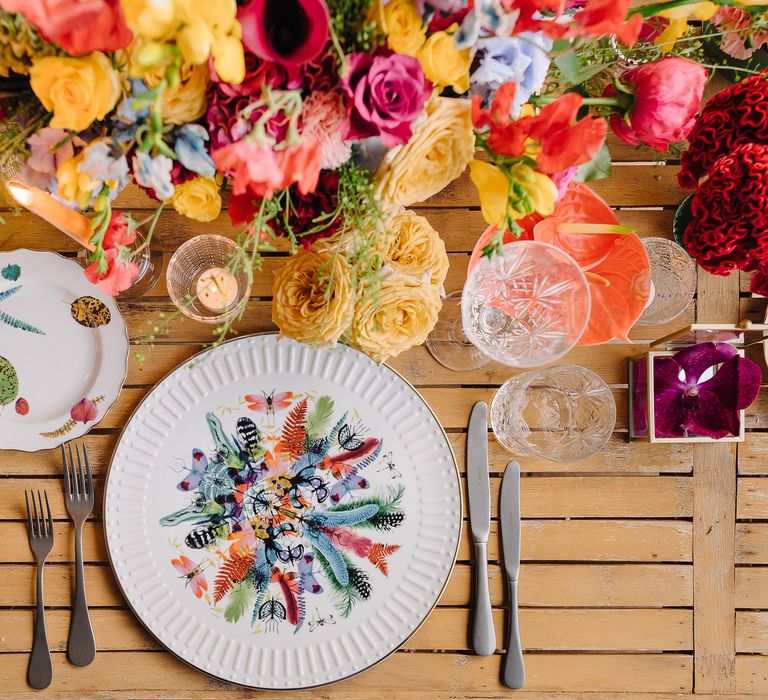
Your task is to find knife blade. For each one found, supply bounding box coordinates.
[467,401,494,657]
[500,460,525,689]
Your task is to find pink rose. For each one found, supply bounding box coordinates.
[604,57,707,153]
[0,0,132,54]
[341,52,432,147]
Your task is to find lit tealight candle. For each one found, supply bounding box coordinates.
[196,267,238,312]
[5,179,95,251]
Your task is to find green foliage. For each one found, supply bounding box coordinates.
[326,0,384,52]
[575,141,612,182]
[223,580,255,623]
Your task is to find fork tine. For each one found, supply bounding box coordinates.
[38,490,47,538]
[76,443,87,499]
[62,444,71,498]
[32,489,40,537]
[69,442,79,498]
[44,491,52,538]
[25,490,34,538]
[83,443,93,499]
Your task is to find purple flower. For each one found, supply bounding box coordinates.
[652,342,761,439]
[341,52,432,147]
[23,127,85,190]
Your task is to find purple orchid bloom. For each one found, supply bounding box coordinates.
[653,342,761,439]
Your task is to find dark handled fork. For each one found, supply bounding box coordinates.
[25,489,53,690]
[62,442,96,666]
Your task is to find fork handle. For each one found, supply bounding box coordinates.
[68,524,96,666]
[28,564,52,689]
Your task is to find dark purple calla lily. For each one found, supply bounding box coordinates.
[653,342,761,439]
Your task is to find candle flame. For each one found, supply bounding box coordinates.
[6,181,34,206]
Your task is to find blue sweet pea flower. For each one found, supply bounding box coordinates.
[471,33,553,116]
[132,152,175,200]
[174,124,215,177]
[79,141,129,197]
[116,79,151,125]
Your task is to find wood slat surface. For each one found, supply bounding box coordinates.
[0,76,760,696]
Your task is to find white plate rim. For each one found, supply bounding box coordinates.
[0,248,129,451]
[103,333,463,690]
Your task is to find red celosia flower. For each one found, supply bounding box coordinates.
[605,57,708,153]
[472,84,606,173]
[230,170,341,247]
[679,72,768,188]
[683,143,768,292]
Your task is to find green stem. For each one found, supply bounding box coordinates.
[631,0,747,20]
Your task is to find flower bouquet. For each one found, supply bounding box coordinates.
[2,0,768,362]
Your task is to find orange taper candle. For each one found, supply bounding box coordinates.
[5,180,95,251]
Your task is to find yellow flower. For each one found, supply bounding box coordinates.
[349,275,442,364]
[376,96,475,207]
[158,62,209,123]
[385,210,449,286]
[272,250,354,346]
[371,0,426,56]
[122,0,177,39]
[417,26,471,93]
[57,153,99,209]
[29,52,121,132]
[470,160,557,229]
[654,2,717,52]
[169,177,222,222]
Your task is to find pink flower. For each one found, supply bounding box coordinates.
[341,52,432,147]
[300,91,352,170]
[23,127,85,190]
[0,0,132,54]
[604,57,707,152]
[102,211,136,249]
[238,0,329,71]
[212,139,321,199]
[84,248,140,296]
[713,7,768,60]
[70,398,97,424]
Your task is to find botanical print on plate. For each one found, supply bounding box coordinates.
[0,260,45,335]
[160,391,405,634]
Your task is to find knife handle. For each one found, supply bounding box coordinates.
[503,579,525,689]
[471,542,495,656]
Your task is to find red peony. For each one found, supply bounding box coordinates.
[605,57,707,153]
[679,72,768,188]
[230,170,341,247]
[683,143,768,294]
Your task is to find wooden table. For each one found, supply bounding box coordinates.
[2,132,768,699]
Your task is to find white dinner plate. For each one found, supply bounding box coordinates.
[104,335,461,689]
[0,249,128,451]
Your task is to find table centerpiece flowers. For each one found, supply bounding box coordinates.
[2,0,768,362]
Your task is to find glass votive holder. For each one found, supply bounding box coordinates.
[166,234,252,324]
[636,237,696,326]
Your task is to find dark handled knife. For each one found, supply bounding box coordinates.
[500,460,525,689]
[467,401,495,656]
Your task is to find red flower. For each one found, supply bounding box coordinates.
[0,0,132,54]
[101,211,136,249]
[473,84,606,173]
[683,143,768,288]
[605,57,707,153]
[679,72,768,188]
[84,248,140,297]
[230,170,341,247]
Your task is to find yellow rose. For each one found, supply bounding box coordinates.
[470,160,557,229]
[417,26,471,94]
[371,0,426,56]
[385,210,449,286]
[158,62,209,123]
[272,250,354,345]
[349,275,442,364]
[169,177,222,222]
[122,0,177,39]
[376,96,475,207]
[29,52,121,132]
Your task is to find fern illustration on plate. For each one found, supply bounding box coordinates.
[0,284,44,335]
[160,393,405,634]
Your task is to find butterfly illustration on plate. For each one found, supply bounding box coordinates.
[244,390,294,420]
[338,421,367,451]
[176,448,207,492]
[308,608,336,631]
[377,451,401,479]
[171,555,208,598]
[258,598,287,633]
[276,542,305,565]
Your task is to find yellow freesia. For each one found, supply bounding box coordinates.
[57,154,100,210]
[654,2,717,52]
[470,160,557,229]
